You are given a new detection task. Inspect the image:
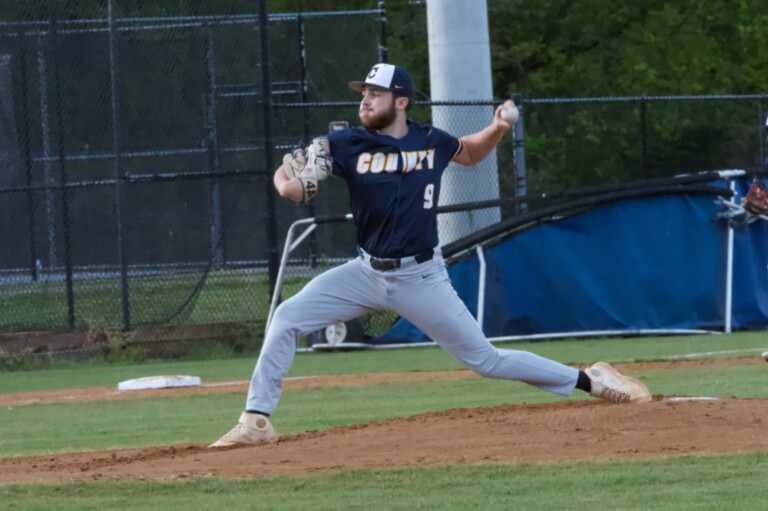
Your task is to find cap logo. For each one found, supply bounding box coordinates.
[349,63,412,98]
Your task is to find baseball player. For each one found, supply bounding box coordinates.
[210,63,651,447]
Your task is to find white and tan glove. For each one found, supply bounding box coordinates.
[282,146,307,179]
[305,137,333,180]
[281,145,314,203]
[281,138,332,203]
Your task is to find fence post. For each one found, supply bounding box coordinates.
[36,34,57,271]
[204,23,224,271]
[378,1,388,63]
[759,99,766,167]
[640,96,648,179]
[512,93,526,213]
[258,0,280,300]
[49,18,75,329]
[15,24,38,281]
[297,13,319,268]
[108,0,131,331]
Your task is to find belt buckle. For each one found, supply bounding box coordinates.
[370,258,400,272]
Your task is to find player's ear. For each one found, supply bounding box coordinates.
[395,95,410,112]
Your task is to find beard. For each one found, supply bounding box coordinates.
[359,100,397,131]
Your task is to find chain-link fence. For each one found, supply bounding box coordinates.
[1,5,767,364]
[0,5,389,362]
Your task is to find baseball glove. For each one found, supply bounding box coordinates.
[282,146,316,203]
[282,146,306,179]
[281,138,332,203]
[305,137,333,180]
[741,178,768,216]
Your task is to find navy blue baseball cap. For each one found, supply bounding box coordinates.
[349,63,414,98]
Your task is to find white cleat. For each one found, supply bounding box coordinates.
[209,412,279,447]
[586,361,651,403]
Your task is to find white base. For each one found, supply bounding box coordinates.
[312,342,373,351]
[118,375,201,391]
[660,396,720,403]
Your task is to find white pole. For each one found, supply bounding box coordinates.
[475,245,486,330]
[724,180,736,333]
[427,0,501,244]
[266,217,314,330]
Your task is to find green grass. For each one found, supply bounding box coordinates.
[1,330,765,393]
[0,272,312,333]
[1,361,766,457]
[2,453,767,510]
[1,331,767,508]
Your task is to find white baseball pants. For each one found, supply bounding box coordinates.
[246,250,579,414]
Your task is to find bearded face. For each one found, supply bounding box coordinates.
[359,90,397,131]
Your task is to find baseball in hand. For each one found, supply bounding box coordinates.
[501,105,519,123]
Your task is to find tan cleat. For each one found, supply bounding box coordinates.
[586,361,651,403]
[208,412,279,447]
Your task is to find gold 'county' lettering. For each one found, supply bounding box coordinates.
[385,153,398,172]
[371,153,386,173]
[357,149,437,174]
[402,151,419,173]
[356,153,372,173]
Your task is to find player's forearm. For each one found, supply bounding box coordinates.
[457,124,507,166]
[273,165,305,203]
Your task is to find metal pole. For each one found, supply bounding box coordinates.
[512,93,526,213]
[265,218,314,330]
[428,0,500,244]
[475,244,486,330]
[640,97,648,179]
[724,179,736,333]
[36,34,57,271]
[49,18,75,328]
[258,0,280,300]
[16,25,38,281]
[758,102,765,167]
[297,13,309,140]
[378,1,388,63]
[108,0,131,331]
[204,23,224,271]
[297,13,318,267]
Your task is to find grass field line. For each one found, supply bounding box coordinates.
[661,347,767,359]
[197,376,317,388]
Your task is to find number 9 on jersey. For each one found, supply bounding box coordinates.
[423,183,435,209]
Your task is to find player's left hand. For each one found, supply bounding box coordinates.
[306,137,332,180]
[282,146,307,178]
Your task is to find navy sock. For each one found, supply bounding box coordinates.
[246,410,269,417]
[575,370,591,393]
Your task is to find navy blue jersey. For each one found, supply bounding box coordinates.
[327,120,462,259]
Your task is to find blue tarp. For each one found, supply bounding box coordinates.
[374,185,768,343]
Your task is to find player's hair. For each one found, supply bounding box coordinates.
[394,93,413,112]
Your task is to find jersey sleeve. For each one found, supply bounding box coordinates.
[327,130,350,179]
[426,125,462,169]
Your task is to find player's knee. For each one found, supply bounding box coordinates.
[463,348,501,378]
[270,299,303,330]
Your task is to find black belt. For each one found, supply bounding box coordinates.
[359,248,434,272]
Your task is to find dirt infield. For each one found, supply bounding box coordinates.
[1,357,767,484]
